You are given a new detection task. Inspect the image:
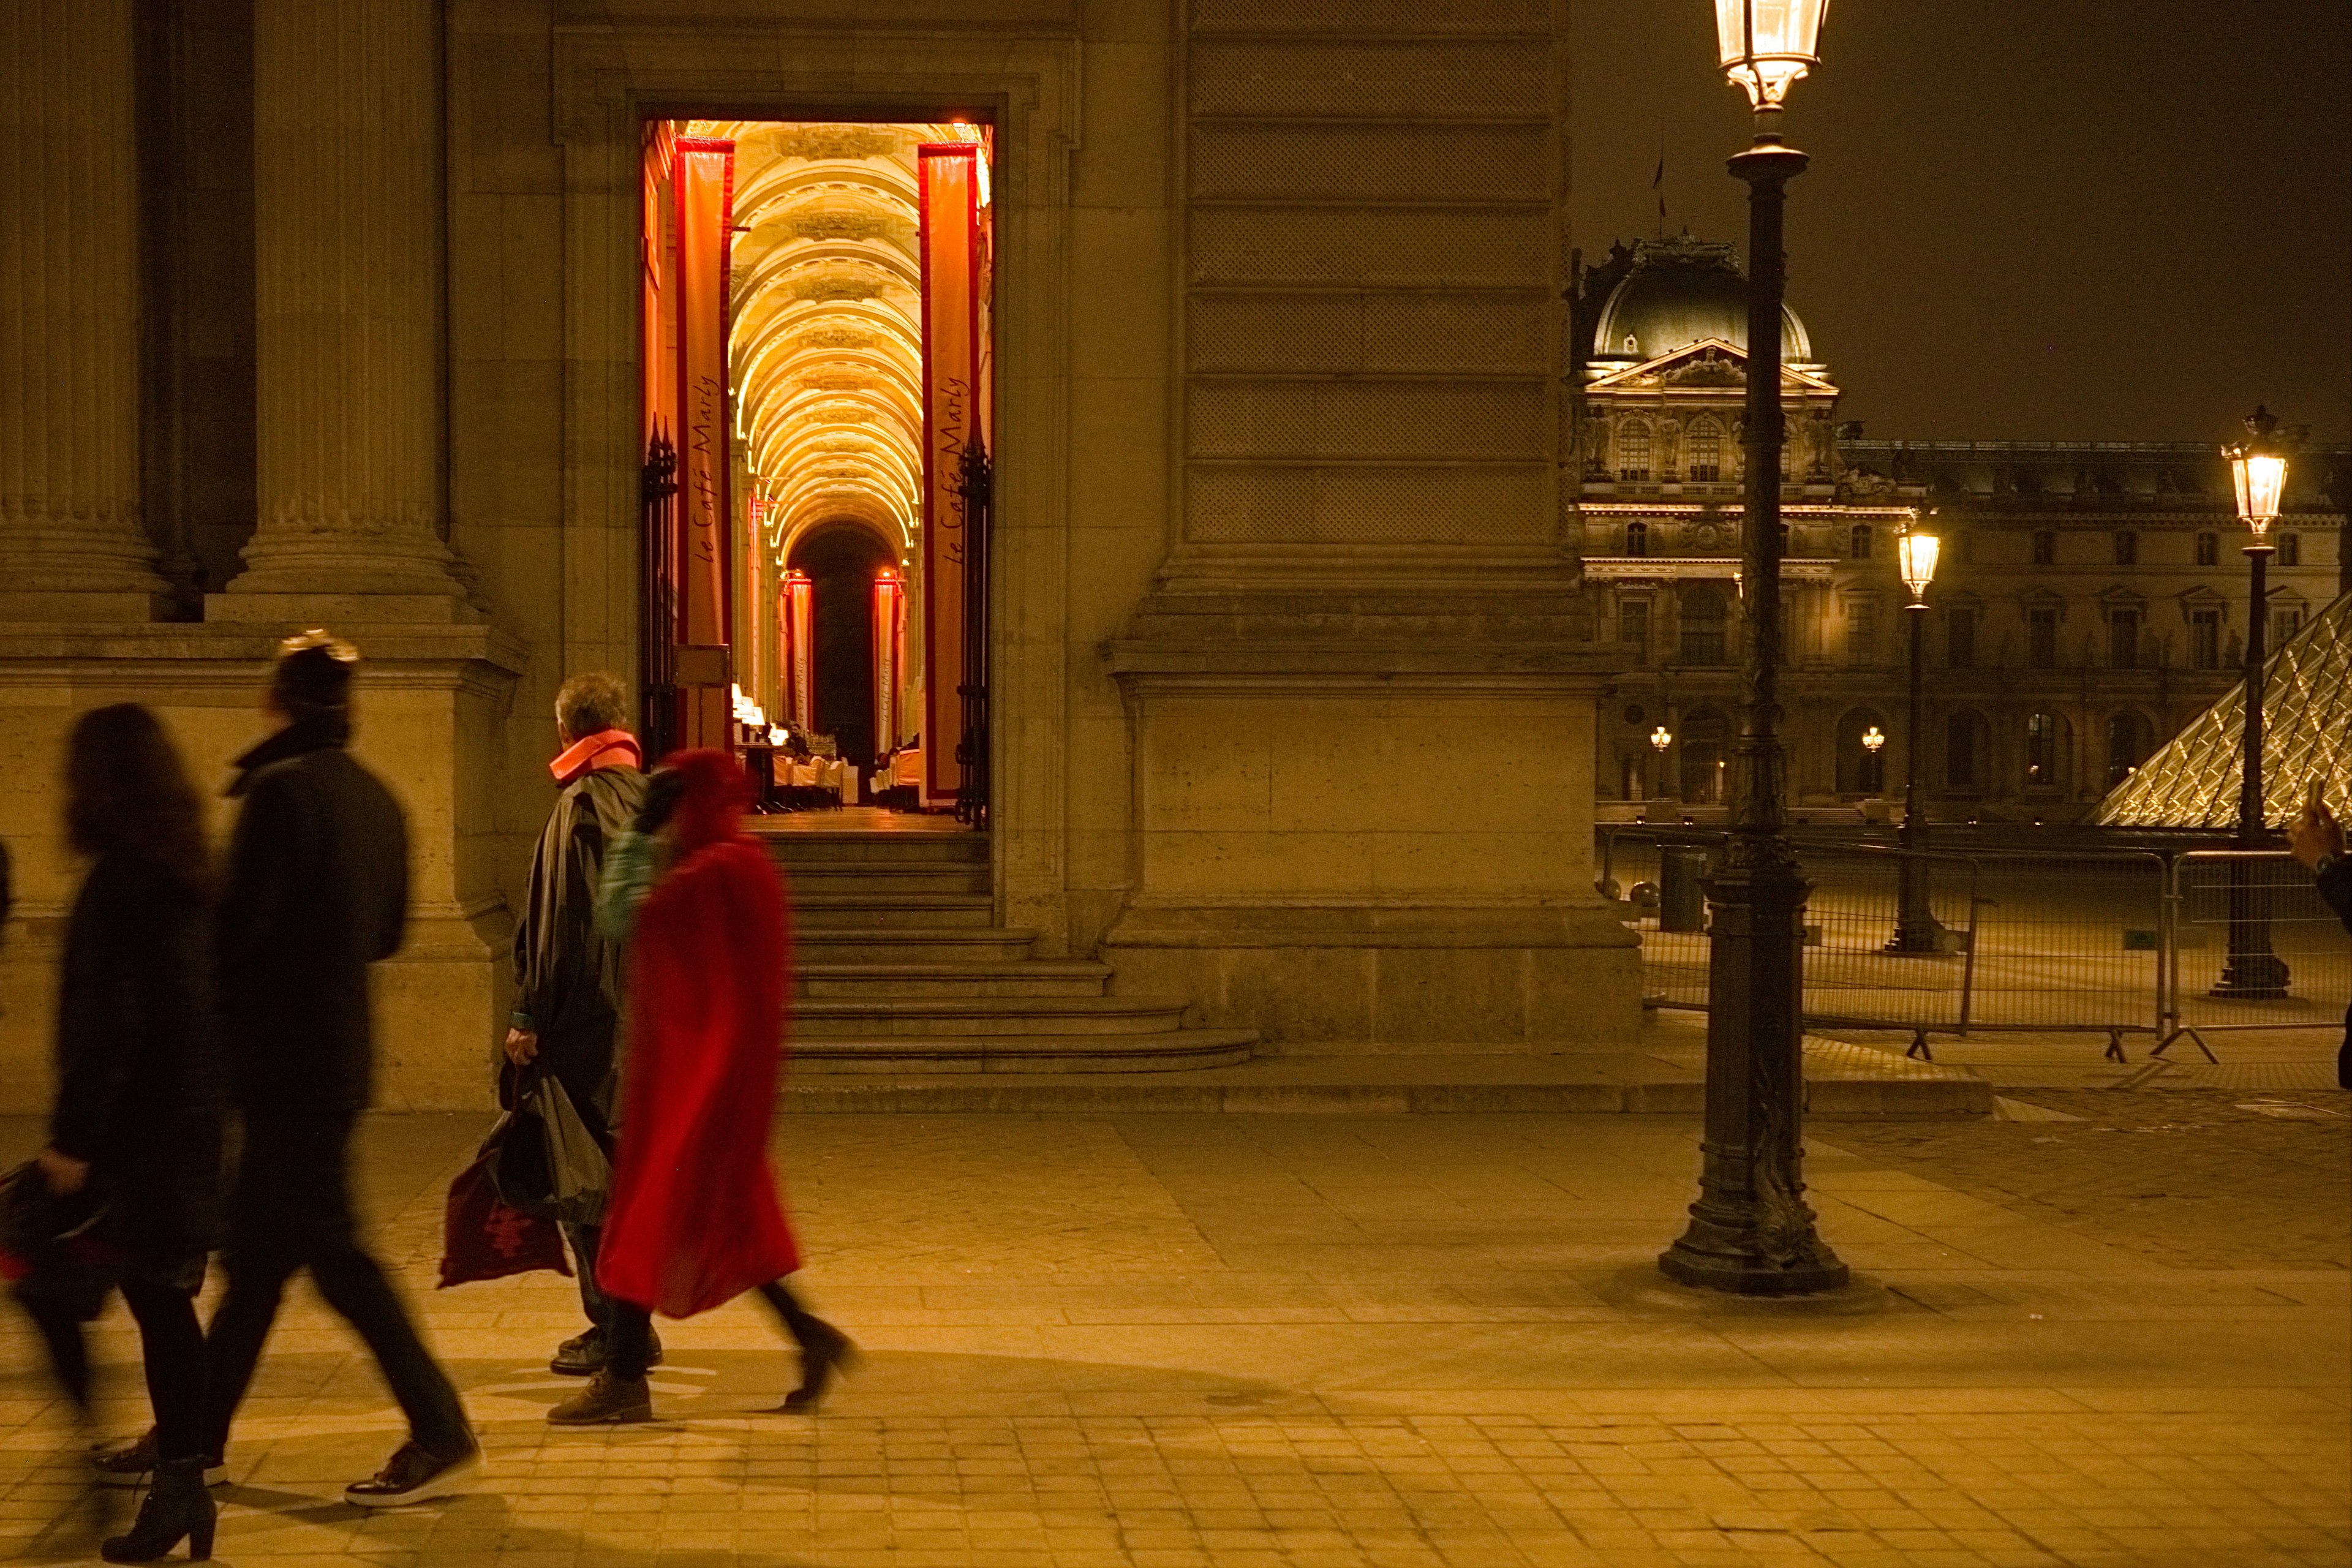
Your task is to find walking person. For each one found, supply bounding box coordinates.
[196,632,478,1504]
[2286,792,2352,1090]
[23,706,226,1562]
[548,750,851,1425]
[505,672,658,1375]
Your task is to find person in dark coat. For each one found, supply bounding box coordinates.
[503,671,653,1376]
[21,705,226,1563]
[197,631,478,1506]
[2286,793,2352,1090]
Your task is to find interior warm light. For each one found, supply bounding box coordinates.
[1715,0,1830,112]
[1896,519,1940,604]
[2225,405,2288,540]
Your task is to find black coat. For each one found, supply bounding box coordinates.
[51,853,226,1280]
[218,722,409,1114]
[511,765,646,1131]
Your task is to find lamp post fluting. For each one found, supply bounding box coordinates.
[1659,0,1847,1297]
[1888,517,1941,952]
[2215,407,2291,997]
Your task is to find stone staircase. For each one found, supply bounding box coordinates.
[756,824,1256,1073]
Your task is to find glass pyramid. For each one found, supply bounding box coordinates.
[2097,590,2352,827]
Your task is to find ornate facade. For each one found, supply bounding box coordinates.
[1576,235,2351,824]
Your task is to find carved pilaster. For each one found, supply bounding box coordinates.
[0,0,172,620]
[216,0,473,620]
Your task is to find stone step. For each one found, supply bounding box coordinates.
[786,1029,1259,1076]
[792,994,1194,1038]
[793,893,997,929]
[792,928,1042,965]
[795,960,1112,1000]
[755,827,987,867]
[781,862,990,897]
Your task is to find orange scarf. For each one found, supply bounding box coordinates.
[550,728,643,785]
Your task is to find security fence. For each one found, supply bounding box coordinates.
[1599,828,2348,1061]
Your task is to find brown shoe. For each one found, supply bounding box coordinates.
[548,1369,654,1425]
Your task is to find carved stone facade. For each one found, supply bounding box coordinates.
[1576,235,2351,823]
[0,0,1638,1110]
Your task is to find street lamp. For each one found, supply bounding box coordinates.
[2214,407,2291,997]
[1659,0,1847,1296]
[1651,725,1673,798]
[1885,513,1943,952]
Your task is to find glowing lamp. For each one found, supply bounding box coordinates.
[1896,520,1940,605]
[2224,405,2288,541]
[1861,726,1885,755]
[1651,726,1673,752]
[1715,0,1830,113]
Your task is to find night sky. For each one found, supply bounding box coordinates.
[1574,2,2352,444]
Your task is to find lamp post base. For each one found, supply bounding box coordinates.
[2211,951,2290,1000]
[1659,1224,1850,1297]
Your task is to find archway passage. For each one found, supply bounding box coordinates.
[638,117,993,810]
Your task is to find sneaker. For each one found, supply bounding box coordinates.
[343,1440,481,1508]
[547,1369,654,1426]
[92,1430,226,1489]
[551,1325,662,1376]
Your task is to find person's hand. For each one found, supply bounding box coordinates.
[2288,799,2344,870]
[503,1027,539,1066]
[35,1147,88,1196]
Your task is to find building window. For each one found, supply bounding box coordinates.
[2114,532,2138,565]
[2027,606,2059,669]
[2032,530,2056,565]
[2274,605,2304,644]
[1956,530,1975,565]
[2190,606,2222,669]
[2108,608,2140,668]
[1844,600,1878,666]
[1850,523,1873,560]
[2106,711,2152,787]
[1946,606,1977,668]
[1687,420,1722,482]
[1617,421,1651,482]
[2278,533,2300,567]
[1619,598,1651,662]
[1679,584,1728,666]
[1946,710,1986,790]
[1779,590,1800,666]
[1624,519,1648,557]
[2195,532,2218,567]
[2024,710,2062,790]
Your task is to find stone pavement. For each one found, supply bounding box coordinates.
[0,1097,2343,1568]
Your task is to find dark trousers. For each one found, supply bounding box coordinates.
[564,1222,612,1333]
[606,1280,821,1381]
[20,1275,207,1460]
[202,1111,471,1460]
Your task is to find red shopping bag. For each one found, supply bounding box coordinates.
[438,1121,573,1288]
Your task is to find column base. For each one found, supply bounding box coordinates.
[207,590,483,626]
[0,589,172,622]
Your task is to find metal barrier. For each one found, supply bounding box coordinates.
[1599,827,2316,1061]
[2160,850,2352,1059]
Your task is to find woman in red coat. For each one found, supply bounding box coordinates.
[549,750,851,1424]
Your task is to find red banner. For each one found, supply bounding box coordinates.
[675,136,736,749]
[918,145,979,799]
[873,568,904,755]
[783,570,814,734]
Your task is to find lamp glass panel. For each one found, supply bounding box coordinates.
[2231,451,2286,532]
[1716,0,1830,107]
[1897,530,1940,598]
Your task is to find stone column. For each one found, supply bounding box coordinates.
[215,0,472,619]
[0,0,172,620]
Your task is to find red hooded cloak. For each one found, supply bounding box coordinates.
[594,750,800,1317]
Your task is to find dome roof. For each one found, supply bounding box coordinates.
[1586,234,1812,364]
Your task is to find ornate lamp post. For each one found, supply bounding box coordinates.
[1860,726,1885,790]
[2214,407,2291,997]
[1651,724,1674,799]
[1659,0,1847,1295]
[1886,516,1942,952]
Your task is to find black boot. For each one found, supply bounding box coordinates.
[100,1457,214,1562]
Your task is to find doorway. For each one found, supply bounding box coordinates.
[638,118,995,813]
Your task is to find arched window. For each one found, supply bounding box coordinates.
[1679,584,1728,665]
[1836,707,1890,796]
[2105,710,2152,786]
[1850,523,1872,559]
[1686,419,1723,482]
[1945,710,1988,790]
[2024,710,2063,791]
[1616,421,1652,482]
[1679,708,1730,804]
[2195,532,2218,567]
[1624,519,1648,557]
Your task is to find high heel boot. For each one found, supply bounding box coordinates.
[100,1456,214,1563]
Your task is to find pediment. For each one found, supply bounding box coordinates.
[1585,337,1839,396]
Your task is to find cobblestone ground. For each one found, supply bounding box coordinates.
[0,1105,2343,1568]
